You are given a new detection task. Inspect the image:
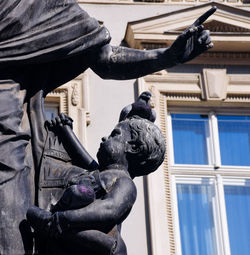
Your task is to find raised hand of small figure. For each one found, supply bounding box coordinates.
[45,112,73,130]
[45,112,99,170]
[167,6,216,65]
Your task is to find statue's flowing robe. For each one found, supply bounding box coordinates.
[0,0,110,66]
[0,1,110,254]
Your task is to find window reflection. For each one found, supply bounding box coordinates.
[172,114,209,164]
[44,102,59,120]
[177,182,218,255]
[218,115,250,166]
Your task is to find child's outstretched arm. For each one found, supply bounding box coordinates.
[46,113,99,170]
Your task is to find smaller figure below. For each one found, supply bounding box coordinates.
[27,112,165,255]
[119,91,156,123]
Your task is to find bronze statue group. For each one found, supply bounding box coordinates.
[0,0,216,254]
[28,109,165,255]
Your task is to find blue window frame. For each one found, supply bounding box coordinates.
[44,102,59,120]
[218,115,250,166]
[171,113,250,255]
[224,184,250,255]
[171,114,209,165]
[177,182,218,255]
[171,113,250,167]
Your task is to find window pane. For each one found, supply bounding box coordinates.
[224,184,250,255]
[172,114,209,164]
[218,115,250,166]
[44,102,59,120]
[177,183,218,255]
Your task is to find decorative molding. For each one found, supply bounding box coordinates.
[125,2,250,53]
[141,42,168,50]
[228,74,250,86]
[202,69,228,101]
[200,52,250,59]
[140,71,250,103]
[225,94,250,102]
[140,0,164,2]
[46,88,69,114]
[203,20,250,33]
[148,85,156,108]
[188,51,250,65]
[78,0,250,5]
[174,20,250,32]
[159,93,176,255]
[45,72,91,147]
[71,83,80,106]
[165,92,202,101]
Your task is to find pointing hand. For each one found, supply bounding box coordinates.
[167,7,217,64]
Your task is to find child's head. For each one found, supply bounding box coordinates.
[97,116,165,177]
[125,116,165,177]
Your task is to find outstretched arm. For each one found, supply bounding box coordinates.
[46,113,99,170]
[90,7,216,80]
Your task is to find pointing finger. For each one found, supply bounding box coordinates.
[193,6,217,26]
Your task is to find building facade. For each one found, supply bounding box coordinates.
[45,1,250,254]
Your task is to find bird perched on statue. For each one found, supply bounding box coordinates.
[119,91,156,123]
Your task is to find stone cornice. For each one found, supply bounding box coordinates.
[125,2,250,56]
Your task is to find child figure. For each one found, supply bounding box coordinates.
[27,115,165,255]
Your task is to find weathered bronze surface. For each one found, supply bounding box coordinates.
[0,1,216,254]
[27,113,166,255]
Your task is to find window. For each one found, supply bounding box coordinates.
[218,115,250,166]
[224,180,250,255]
[137,69,250,255]
[175,178,219,255]
[169,112,250,255]
[171,114,210,165]
[44,102,59,120]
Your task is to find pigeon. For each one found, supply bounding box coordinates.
[119,91,156,122]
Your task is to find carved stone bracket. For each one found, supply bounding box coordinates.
[71,83,80,106]
[201,69,228,101]
[45,72,91,146]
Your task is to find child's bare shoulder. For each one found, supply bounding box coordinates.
[99,169,135,193]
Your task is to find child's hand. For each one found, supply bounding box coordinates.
[46,113,73,130]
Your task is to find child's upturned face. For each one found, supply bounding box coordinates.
[97,122,131,168]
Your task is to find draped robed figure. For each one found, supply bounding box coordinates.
[0,1,110,254]
[0,0,215,253]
